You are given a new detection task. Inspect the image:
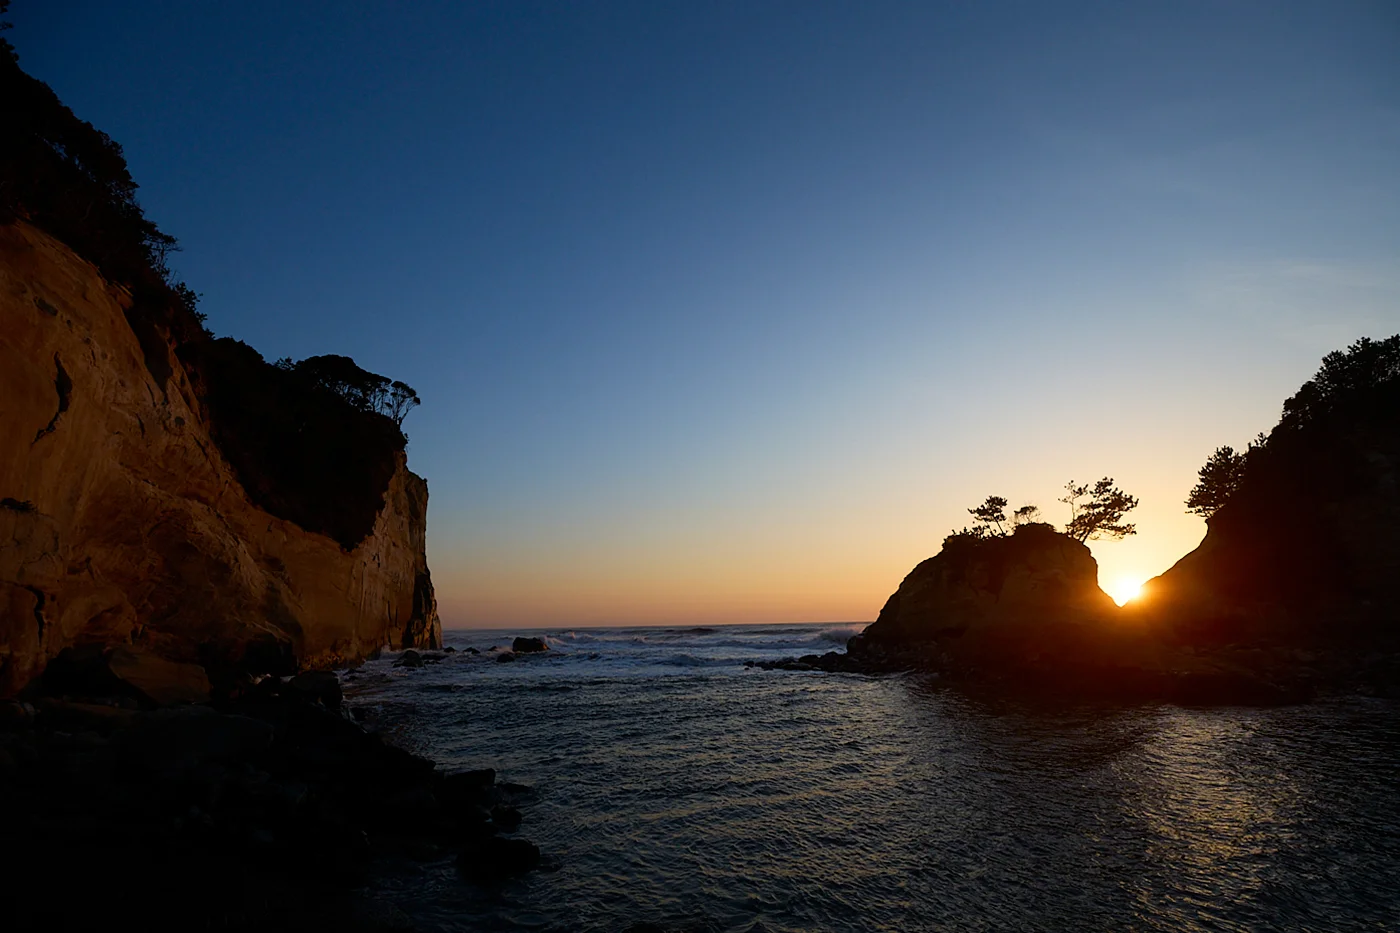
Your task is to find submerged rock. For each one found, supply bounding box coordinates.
[495,651,517,663]
[457,836,541,879]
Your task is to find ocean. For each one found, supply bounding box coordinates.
[345,623,1400,932]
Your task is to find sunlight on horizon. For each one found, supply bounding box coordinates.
[1106,575,1147,607]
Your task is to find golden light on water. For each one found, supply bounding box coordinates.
[1106,575,1146,606]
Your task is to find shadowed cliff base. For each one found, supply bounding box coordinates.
[0,661,545,932]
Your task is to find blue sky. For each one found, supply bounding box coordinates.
[15,1,1400,625]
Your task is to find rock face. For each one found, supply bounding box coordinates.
[0,222,440,695]
[1135,339,1400,651]
[853,523,1123,668]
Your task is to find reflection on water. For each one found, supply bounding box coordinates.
[351,627,1400,932]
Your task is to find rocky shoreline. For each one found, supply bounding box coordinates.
[749,636,1400,706]
[0,647,545,932]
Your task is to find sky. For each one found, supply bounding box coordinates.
[13,2,1400,626]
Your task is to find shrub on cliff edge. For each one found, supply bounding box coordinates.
[1,15,418,549]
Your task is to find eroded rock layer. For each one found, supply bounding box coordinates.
[0,221,440,695]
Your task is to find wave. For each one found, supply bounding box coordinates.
[441,624,870,666]
[655,653,728,668]
[812,624,865,645]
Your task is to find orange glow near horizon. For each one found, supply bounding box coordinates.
[1105,575,1147,607]
[435,478,1211,628]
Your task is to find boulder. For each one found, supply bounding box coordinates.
[117,705,274,780]
[107,648,211,706]
[0,744,17,781]
[395,650,423,668]
[286,670,343,711]
[438,768,496,808]
[0,700,33,731]
[490,804,523,832]
[495,652,517,663]
[34,697,137,732]
[511,637,548,653]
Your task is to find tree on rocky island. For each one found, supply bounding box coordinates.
[1012,504,1041,528]
[1060,477,1139,542]
[968,495,1010,536]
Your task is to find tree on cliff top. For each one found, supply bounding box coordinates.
[1060,477,1139,542]
[277,355,421,430]
[1185,434,1267,519]
[0,2,12,64]
[0,5,207,349]
[968,495,1009,536]
[1277,336,1400,432]
[1186,446,1247,519]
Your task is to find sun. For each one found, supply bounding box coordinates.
[1105,575,1146,607]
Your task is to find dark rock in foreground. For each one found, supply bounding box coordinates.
[512,636,549,653]
[1,666,544,930]
[458,835,541,879]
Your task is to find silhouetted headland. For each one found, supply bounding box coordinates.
[760,337,1400,704]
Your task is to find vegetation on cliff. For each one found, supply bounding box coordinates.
[1,13,417,548]
[182,339,411,549]
[1153,335,1400,644]
[960,477,1139,544]
[0,3,203,377]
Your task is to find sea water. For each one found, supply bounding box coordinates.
[346,624,1400,932]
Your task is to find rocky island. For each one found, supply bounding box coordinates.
[764,336,1400,703]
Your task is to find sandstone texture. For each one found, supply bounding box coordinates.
[0,221,440,695]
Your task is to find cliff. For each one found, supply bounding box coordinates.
[1136,338,1400,652]
[0,221,440,696]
